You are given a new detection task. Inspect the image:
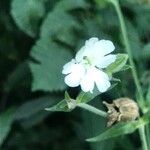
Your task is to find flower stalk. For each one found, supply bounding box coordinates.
[109,0,148,149]
[139,126,148,150]
[77,103,107,118]
[110,0,144,109]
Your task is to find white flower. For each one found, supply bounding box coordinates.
[62,37,117,93]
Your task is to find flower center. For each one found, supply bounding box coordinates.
[83,56,92,65]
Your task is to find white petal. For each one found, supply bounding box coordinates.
[92,67,109,80]
[65,73,81,87]
[64,63,85,87]
[96,78,111,93]
[80,68,95,93]
[75,46,86,63]
[96,54,117,68]
[75,37,99,62]
[62,59,76,74]
[85,37,99,47]
[91,67,110,92]
[75,38,115,64]
[93,40,115,57]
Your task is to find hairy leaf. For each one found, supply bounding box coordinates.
[86,115,150,142]
[76,90,100,103]
[106,54,128,76]
[45,99,70,112]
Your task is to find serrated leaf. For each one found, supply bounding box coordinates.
[86,115,150,142]
[55,27,77,46]
[0,108,15,146]
[106,54,128,75]
[29,38,72,91]
[40,10,79,39]
[11,0,45,37]
[45,99,70,112]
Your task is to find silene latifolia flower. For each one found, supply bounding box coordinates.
[62,37,117,93]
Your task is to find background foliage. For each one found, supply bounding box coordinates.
[0,0,150,149]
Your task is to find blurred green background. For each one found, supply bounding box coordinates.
[0,0,150,149]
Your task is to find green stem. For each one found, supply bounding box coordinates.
[77,103,107,118]
[146,125,150,149]
[139,126,148,150]
[110,0,144,109]
[109,0,148,150]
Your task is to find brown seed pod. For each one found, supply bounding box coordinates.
[103,97,139,127]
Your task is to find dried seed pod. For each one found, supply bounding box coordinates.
[103,97,139,127]
[103,101,119,127]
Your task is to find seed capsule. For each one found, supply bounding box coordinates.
[103,97,139,127]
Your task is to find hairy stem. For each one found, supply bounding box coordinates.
[110,0,144,109]
[77,103,107,118]
[139,126,148,150]
[109,0,148,149]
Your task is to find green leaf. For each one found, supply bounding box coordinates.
[95,0,108,8]
[45,99,70,112]
[76,90,100,103]
[106,54,128,76]
[4,61,30,92]
[126,20,141,60]
[14,96,60,120]
[55,27,77,46]
[46,90,100,112]
[55,0,89,11]
[20,111,49,129]
[0,108,15,146]
[46,84,117,112]
[11,0,45,37]
[146,85,150,103]
[29,38,72,91]
[134,6,150,35]
[86,115,150,142]
[65,91,71,100]
[142,43,150,60]
[40,10,79,39]
[119,65,131,71]
[76,83,118,104]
